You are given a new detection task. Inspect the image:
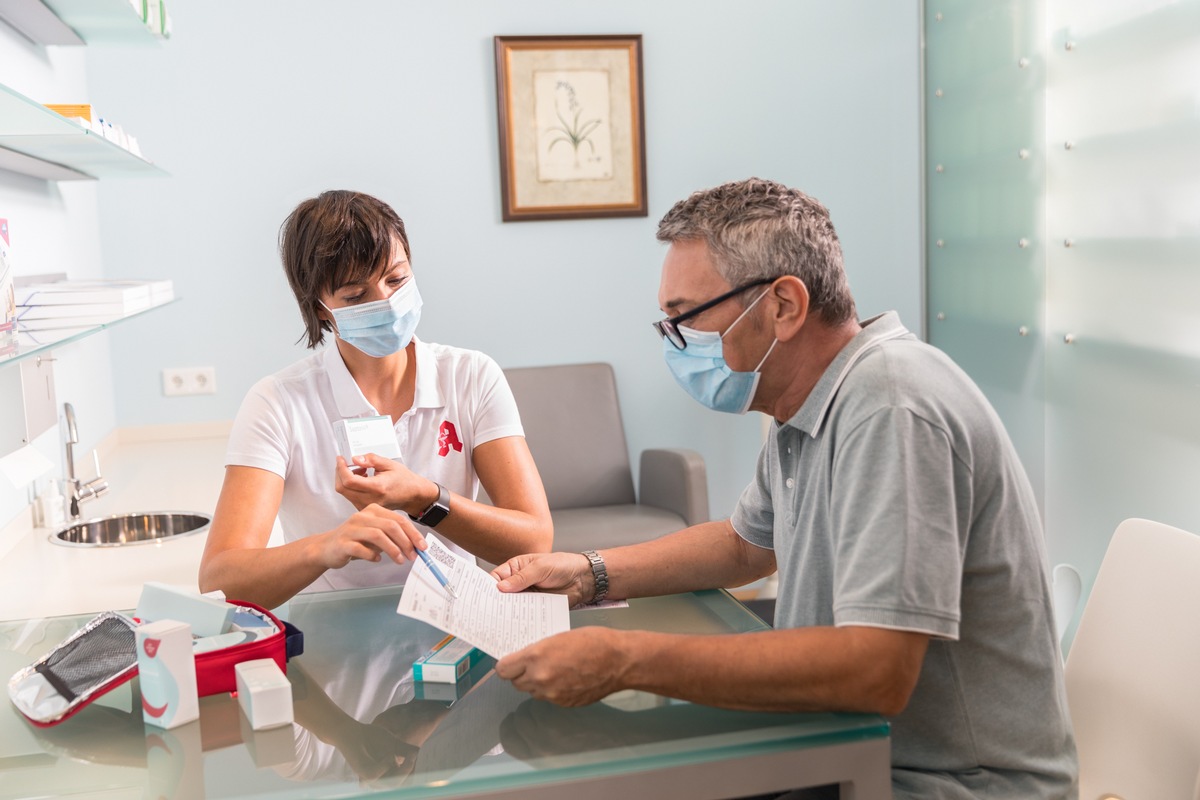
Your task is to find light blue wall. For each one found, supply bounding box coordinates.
[85,0,922,519]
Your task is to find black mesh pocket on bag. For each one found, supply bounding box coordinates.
[34,615,136,703]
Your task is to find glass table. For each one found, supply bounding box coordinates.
[0,586,890,799]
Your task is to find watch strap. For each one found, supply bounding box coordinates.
[582,549,609,604]
[410,482,450,528]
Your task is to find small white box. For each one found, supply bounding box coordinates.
[235,659,293,731]
[333,415,401,462]
[137,619,199,730]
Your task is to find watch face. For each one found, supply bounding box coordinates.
[418,501,449,528]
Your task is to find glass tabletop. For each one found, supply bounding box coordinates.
[0,585,888,799]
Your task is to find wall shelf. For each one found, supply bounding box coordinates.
[0,83,167,180]
[0,0,162,47]
[1,297,179,369]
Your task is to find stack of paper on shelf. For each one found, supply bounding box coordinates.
[44,104,96,126]
[0,218,15,357]
[15,279,173,331]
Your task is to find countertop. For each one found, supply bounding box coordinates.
[0,424,231,622]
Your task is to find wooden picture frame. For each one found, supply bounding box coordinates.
[494,34,647,222]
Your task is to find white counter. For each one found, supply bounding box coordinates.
[0,424,231,622]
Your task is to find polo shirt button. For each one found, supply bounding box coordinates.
[785,478,795,489]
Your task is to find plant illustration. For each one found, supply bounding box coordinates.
[545,80,602,167]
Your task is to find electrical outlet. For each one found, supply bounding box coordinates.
[162,366,217,397]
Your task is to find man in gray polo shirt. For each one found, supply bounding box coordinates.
[492,178,1078,799]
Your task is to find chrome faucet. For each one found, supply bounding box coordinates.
[64,402,109,520]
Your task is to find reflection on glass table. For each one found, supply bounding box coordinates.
[0,584,890,799]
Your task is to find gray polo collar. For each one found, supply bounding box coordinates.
[786,311,911,438]
[326,336,446,419]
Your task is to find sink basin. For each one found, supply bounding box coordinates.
[50,512,212,547]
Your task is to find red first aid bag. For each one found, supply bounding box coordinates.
[6,600,303,727]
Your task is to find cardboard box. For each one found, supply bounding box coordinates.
[412,635,486,683]
[137,619,199,730]
[136,582,235,638]
[333,415,401,462]
[235,658,293,731]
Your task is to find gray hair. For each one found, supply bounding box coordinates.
[656,178,856,325]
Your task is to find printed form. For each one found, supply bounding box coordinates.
[397,534,570,658]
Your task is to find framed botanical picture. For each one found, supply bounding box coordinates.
[494,34,647,222]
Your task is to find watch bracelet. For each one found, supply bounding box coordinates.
[582,549,609,604]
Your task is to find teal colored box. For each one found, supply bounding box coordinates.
[412,636,485,683]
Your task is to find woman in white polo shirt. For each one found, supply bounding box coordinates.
[199,191,552,608]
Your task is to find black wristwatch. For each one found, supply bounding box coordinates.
[410,482,450,528]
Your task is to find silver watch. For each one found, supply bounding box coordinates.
[581,550,609,604]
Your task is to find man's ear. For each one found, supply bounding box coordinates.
[770,276,809,342]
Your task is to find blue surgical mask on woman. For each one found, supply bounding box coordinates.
[662,288,777,415]
[321,278,422,358]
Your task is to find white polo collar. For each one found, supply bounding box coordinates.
[324,336,446,419]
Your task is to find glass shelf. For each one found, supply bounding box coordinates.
[0,0,164,47]
[0,83,167,180]
[42,0,164,45]
[0,298,178,368]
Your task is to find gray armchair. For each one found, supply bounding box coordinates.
[495,362,709,554]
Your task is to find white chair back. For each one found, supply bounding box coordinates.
[1065,518,1200,799]
[1051,562,1081,650]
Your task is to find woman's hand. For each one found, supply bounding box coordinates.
[335,454,438,517]
[316,504,426,569]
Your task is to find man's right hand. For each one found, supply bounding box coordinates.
[491,552,596,606]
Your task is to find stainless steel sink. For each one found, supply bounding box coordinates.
[50,512,212,547]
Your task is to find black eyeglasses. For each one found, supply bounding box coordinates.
[651,277,775,350]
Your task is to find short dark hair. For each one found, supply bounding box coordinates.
[279,190,411,349]
[657,178,856,326]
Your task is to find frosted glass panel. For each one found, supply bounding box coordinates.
[925,0,1048,507]
[1045,0,1200,593]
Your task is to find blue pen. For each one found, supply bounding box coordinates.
[417,547,458,598]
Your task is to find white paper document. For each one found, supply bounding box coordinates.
[397,534,570,659]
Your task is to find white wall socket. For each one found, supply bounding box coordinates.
[162,366,217,397]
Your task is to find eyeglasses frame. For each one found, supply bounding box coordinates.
[652,277,776,350]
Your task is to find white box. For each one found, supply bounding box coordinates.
[235,659,293,731]
[137,619,199,730]
[136,582,235,637]
[333,415,401,462]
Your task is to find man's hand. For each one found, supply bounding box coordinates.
[491,552,594,606]
[335,454,438,516]
[496,627,631,707]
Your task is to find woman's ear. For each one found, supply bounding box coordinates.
[770,276,809,342]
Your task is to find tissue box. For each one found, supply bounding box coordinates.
[412,635,486,684]
[235,658,293,731]
[137,619,199,730]
[333,415,401,462]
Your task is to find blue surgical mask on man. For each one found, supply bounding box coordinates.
[662,288,778,414]
[321,278,422,358]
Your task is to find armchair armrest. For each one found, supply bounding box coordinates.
[638,448,709,527]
